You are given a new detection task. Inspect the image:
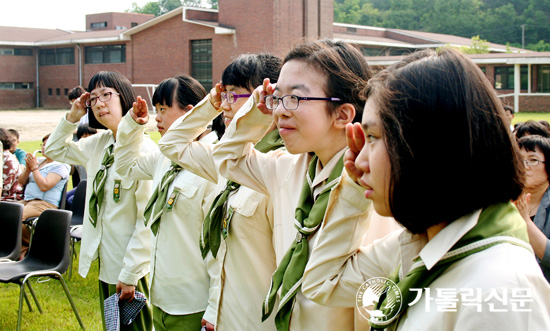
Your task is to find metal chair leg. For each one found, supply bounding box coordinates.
[17,283,26,331]
[25,281,42,313]
[53,272,85,330]
[23,291,33,312]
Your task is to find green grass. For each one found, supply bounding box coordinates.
[513,112,550,125]
[0,243,103,331]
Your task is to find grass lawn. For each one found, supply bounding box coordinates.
[0,243,103,330]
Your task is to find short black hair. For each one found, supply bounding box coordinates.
[7,129,19,139]
[518,135,550,178]
[366,48,524,233]
[68,86,86,101]
[221,54,282,92]
[284,39,372,123]
[86,71,136,129]
[514,120,550,139]
[503,105,514,114]
[76,124,98,140]
[0,128,14,150]
[152,75,206,109]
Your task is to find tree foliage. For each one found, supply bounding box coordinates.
[334,0,550,52]
[128,0,218,16]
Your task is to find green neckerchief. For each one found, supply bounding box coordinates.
[143,162,183,235]
[89,144,114,227]
[262,154,345,331]
[200,129,285,259]
[370,202,532,330]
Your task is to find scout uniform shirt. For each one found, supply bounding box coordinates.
[212,96,372,330]
[158,97,278,330]
[45,113,152,285]
[302,204,550,330]
[114,113,218,316]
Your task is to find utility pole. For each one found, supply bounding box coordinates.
[521,24,525,49]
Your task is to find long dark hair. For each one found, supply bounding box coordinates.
[366,48,524,233]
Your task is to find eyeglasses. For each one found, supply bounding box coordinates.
[86,92,120,107]
[220,92,251,104]
[523,158,545,167]
[264,94,341,111]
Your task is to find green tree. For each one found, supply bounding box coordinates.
[459,36,490,54]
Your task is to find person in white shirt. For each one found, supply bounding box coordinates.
[45,71,153,331]
[211,39,398,330]
[301,48,550,330]
[114,75,218,330]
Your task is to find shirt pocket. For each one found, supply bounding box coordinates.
[229,186,264,239]
[172,180,198,216]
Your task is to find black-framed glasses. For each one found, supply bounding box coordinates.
[523,158,545,167]
[86,92,120,107]
[220,92,251,104]
[264,94,341,111]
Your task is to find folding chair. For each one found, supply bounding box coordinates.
[0,201,24,261]
[22,180,69,239]
[0,209,85,330]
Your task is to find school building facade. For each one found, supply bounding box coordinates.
[1,0,549,112]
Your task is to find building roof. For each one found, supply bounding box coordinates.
[0,26,72,45]
[334,22,525,53]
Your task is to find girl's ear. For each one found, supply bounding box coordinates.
[186,104,193,111]
[333,103,356,129]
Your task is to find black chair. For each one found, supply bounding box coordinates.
[68,180,87,279]
[0,209,85,331]
[0,201,24,261]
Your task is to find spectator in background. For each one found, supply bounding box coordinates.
[540,120,550,132]
[8,129,26,172]
[503,105,515,131]
[514,120,550,139]
[17,133,70,259]
[515,134,550,282]
[1,128,24,201]
[68,86,88,124]
[66,123,97,209]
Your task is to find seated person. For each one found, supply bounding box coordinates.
[8,129,26,173]
[1,128,24,201]
[66,123,97,208]
[17,133,70,259]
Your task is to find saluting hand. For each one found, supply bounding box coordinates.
[131,95,149,125]
[344,123,366,184]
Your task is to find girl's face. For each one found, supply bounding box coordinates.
[155,101,191,136]
[89,86,123,132]
[355,98,392,217]
[220,85,251,127]
[520,147,548,191]
[272,60,340,161]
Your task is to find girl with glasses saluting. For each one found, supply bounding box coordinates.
[212,39,399,330]
[158,54,284,331]
[45,71,154,331]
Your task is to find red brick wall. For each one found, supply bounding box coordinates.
[86,13,154,31]
[186,9,218,22]
[0,50,37,108]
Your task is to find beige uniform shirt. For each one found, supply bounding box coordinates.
[158,97,278,330]
[303,206,550,330]
[45,113,152,285]
[212,97,377,330]
[114,113,217,315]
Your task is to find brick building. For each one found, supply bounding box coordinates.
[1,0,549,111]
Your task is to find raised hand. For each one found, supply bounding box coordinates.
[344,123,366,183]
[131,95,149,125]
[25,153,38,171]
[67,92,90,123]
[208,82,224,109]
[255,78,276,115]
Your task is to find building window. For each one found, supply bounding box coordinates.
[85,45,126,64]
[131,22,138,27]
[191,39,212,89]
[347,27,357,33]
[39,48,75,66]
[56,88,60,96]
[48,88,53,96]
[538,65,550,93]
[0,82,33,89]
[360,47,385,57]
[0,48,31,56]
[64,88,69,95]
[494,66,528,90]
[91,22,107,29]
